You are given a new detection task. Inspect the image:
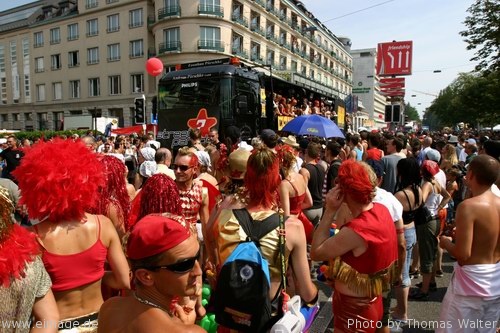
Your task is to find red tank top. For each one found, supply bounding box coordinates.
[37,218,108,292]
[341,203,398,274]
[179,183,204,224]
[286,179,306,215]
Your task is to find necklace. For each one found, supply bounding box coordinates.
[134,292,172,316]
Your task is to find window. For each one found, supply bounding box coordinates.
[161,28,180,52]
[34,32,43,47]
[25,113,33,121]
[66,24,78,41]
[69,80,80,98]
[35,57,44,72]
[37,113,48,130]
[87,47,99,64]
[50,28,60,44]
[267,50,275,66]
[231,32,243,54]
[107,43,120,61]
[199,0,222,16]
[12,113,19,122]
[129,39,143,58]
[86,0,98,9]
[89,78,100,97]
[51,54,61,70]
[36,84,45,101]
[130,73,143,93]
[68,51,79,67]
[86,19,98,36]
[129,8,143,28]
[107,14,119,32]
[279,55,287,70]
[199,26,222,51]
[53,112,64,131]
[109,75,121,95]
[250,42,260,61]
[291,60,297,72]
[53,82,62,100]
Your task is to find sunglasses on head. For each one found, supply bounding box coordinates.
[145,249,200,274]
[172,164,193,172]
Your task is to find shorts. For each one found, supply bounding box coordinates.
[333,291,383,333]
[402,227,417,287]
[416,217,439,274]
[58,312,98,332]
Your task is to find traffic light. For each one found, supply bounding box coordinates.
[151,96,158,121]
[134,97,145,124]
[384,104,401,123]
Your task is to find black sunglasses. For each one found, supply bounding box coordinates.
[146,249,200,274]
[172,164,193,172]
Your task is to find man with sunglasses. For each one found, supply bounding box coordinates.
[173,147,209,241]
[98,214,205,333]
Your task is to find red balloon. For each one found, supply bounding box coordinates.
[146,58,164,76]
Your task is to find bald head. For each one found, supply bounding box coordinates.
[155,148,172,165]
[423,137,432,148]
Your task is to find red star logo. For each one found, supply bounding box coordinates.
[187,108,218,136]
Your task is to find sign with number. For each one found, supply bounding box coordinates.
[376,41,413,76]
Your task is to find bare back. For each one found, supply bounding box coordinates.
[455,190,500,265]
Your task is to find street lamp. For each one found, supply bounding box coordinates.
[433,70,442,73]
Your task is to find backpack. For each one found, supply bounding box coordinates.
[214,208,286,333]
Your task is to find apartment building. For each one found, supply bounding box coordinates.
[0,0,353,131]
[351,48,386,130]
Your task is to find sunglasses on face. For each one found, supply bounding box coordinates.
[172,164,193,172]
[146,249,200,274]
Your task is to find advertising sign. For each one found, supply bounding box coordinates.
[376,41,413,76]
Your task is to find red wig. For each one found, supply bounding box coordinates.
[89,155,130,228]
[0,189,39,287]
[337,160,374,204]
[136,174,182,225]
[244,147,281,208]
[13,138,105,222]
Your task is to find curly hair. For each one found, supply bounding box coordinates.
[337,159,374,204]
[245,147,280,208]
[88,155,130,228]
[13,138,104,222]
[276,144,296,179]
[138,173,183,221]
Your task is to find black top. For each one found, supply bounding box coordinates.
[401,189,419,224]
[304,163,325,209]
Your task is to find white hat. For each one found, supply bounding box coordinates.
[238,141,254,152]
[466,138,477,145]
[281,135,299,148]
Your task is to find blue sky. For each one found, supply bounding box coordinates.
[2,0,477,116]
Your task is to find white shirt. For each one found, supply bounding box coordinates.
[435,169,448,209]
[374,187,403,222]
[492,184,500,197]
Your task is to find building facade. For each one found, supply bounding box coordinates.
[0,0,353,131]
[351,48,386,130]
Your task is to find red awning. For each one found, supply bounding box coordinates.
[111,124,157,135]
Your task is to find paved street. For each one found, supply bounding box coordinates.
[309,253,456,333]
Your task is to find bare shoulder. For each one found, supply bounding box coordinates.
[284,216,304,240]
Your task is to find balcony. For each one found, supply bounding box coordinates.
[159,41,182,53]
[231,14,248,28]
[250,23,265,37]
[198,4,223,17]
[266,32,278,44]
[158,5,181,20]
[232,47,248,59]
[255,0,266,8]
[198,40,224,52]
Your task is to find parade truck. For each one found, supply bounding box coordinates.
[156,57,343,149]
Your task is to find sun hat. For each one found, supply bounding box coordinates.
[281,135,299,148]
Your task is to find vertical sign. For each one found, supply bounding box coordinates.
[376,41,413,76]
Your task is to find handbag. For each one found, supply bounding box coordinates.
[414,204,433,225]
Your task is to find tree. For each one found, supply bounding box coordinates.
[460,0,500,73]
[404,103,420,122]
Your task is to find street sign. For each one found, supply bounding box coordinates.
[379,77,405,89]
[376,41,413,76]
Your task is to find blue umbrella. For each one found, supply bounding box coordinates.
[281,115,345,138]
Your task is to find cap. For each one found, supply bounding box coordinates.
[228,148,251,179]
[467,138,477,145]
[426,149,441,163]
[358,127,369,133]
[281,135,299,148]
[422,160,440,177]
[447,135,458,144]
[127,214,190,260]
[260,129,276,141]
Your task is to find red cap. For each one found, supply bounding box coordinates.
[422,160,440,177]
[127,215,190,260]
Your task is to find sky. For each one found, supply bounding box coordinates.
[301,0,477,116]
[1,0,478,116]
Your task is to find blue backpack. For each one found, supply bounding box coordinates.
[214,209,286,332]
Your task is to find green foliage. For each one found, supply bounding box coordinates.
[404,103,420,121]
[460,0,500,73]
[426,71,500,128]
[0,130,97,141]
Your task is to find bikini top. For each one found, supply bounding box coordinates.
[401,190,419,224]
[35,217,107,292]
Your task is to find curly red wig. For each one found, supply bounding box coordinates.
[13,138,105,222]
[137,173,182,223]
[89,155,130,227]
[337,159,374,204]
[244,147,280,208]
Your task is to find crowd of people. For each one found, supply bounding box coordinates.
[0,125,498,333]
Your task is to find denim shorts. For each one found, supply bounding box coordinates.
[402,227,417,288]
